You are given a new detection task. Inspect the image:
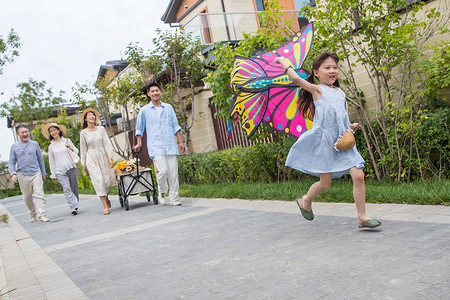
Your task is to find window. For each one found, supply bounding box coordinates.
[294,0,311,29]
[255,0,265,11]
[200,8,212,44]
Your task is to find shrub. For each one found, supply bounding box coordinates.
[179,139,310,184]
[0,214,9,224]
[356,104,449,180]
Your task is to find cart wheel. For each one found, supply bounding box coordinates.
[119,196,124,207]
[146,192,151,202]
[124,198,129,211]
[153,193,158,205]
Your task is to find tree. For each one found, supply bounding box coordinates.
[72,71,133,160]
[32,108,81,152]
[0,78,65,125]
[204,0,297,120]
[108,70,146,131]
[126,30,206,155]
[125,42,163,83]
[0,28,21,75]
[305,0,449,181]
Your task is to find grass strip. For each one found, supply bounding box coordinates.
[2,180,448,206]
[179,179,450,206]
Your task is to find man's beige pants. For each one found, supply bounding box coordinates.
[17,173,46,218]
[153,155,179,203]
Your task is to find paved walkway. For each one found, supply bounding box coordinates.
[0,194,449,299]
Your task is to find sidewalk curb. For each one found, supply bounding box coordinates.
[0,204,88,300]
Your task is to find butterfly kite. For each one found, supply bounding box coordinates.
[229,22,314,139]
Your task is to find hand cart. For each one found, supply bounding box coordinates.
[116,150,158,210]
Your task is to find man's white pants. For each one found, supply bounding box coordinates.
[153,155,179,203]
[17,173,46,217]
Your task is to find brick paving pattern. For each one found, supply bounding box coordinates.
[1,194,449,299]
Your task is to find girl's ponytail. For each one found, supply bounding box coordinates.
[298,73,316,120]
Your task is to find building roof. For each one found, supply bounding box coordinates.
[161,0,183,24]
[97,60,129,79]
[162,0,204,24]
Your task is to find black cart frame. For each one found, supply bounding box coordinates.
[116,152,158,210]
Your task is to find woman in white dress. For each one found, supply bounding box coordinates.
[43,123,80,215]
[79,108,114,215]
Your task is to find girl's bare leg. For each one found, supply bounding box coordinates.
[348,167,371,224]
[299,173,332,212]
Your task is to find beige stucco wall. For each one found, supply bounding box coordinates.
[186,88,218,153]
[109,131,130,162]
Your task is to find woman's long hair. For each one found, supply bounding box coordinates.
[298,53,340,120]
[82,112,97,129]
[49,126,64,141]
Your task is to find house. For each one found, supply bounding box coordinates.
[159,0,311,152]
[162,0,310,46]
[105,0,448,159]
[161,0,449,151]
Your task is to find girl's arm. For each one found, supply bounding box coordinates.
[351,123,361,131]
[274,57,321,100]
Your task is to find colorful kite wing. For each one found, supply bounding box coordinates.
[229,23,314,139]
[262,86,313,138]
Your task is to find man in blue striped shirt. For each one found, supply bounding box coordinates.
[134,82,185,206]
[9,124,50,222]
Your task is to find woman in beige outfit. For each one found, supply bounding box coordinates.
[79,108,114,215]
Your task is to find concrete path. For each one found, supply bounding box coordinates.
[0,194,449,299]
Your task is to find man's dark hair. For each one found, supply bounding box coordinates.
[145,82,161,94]
[15,124,28,133]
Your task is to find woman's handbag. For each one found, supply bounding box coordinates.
[67,148,80,164]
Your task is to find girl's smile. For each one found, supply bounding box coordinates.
[313,57,339,87]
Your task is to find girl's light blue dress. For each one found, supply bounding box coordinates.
[286,84,365,178]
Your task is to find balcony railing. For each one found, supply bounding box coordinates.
[182,10,308,45]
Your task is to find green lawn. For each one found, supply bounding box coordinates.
[179,179,450,206]
[2,179,449,206]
